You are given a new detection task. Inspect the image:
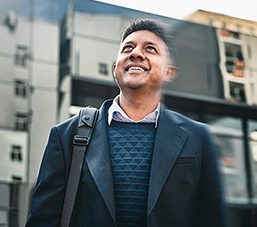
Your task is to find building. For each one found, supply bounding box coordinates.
[186,10,257,106]
[0,12,59,226]
[0,1,257,226]
[186,9,257,36]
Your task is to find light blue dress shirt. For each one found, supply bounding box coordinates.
[108,95,160,127]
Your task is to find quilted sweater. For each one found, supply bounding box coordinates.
[107,121,156,226]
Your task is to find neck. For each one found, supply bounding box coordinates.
[119,91,160,122]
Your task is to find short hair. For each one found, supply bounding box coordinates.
[121,19,175,64]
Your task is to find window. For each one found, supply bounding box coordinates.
[15,80,27,97]
[249,120,257,204]
[10,145,22,162]
[15,45,31,67]
[224,43,242,74]
[15,113,29,130]
[98,63,109,76]
[229,82,246,103]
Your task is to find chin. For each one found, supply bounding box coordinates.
[120,81,144,90]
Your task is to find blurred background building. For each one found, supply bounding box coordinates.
[186,9,257,36]
[0,0,257,226]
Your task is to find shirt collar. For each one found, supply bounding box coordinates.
[108,95,160,128]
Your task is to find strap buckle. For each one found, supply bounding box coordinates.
[73,135,90,146]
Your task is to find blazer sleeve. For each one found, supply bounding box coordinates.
[193,126,231,227]
[26,126,67,227]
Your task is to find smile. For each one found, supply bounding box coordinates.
[128,66,145,71]
[125,64,149,72]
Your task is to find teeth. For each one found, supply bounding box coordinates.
[129,67,144,71]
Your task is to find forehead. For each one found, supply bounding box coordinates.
[121,30,167,48]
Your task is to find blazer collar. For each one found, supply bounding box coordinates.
[147,105,188,216]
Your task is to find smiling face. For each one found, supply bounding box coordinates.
[114,30,175,96]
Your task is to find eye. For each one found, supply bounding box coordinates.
[146,46,157,53]
[122,45,133,53]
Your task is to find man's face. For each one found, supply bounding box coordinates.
[114,30,175,94]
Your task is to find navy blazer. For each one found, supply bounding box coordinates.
[26,99,230,227]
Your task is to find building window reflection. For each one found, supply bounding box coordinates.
[15,113,29,131]
[10,145,22,162]
[98,62,109,76]
[14,80,27,98]
[249,120,257,204]
[15,45,31,67]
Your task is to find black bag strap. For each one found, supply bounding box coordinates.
[60,106,99,227]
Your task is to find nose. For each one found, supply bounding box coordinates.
[129,46,145,60]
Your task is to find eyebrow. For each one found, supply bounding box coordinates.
[123,41,134,45]
[144,41,158,46]
[122,41,158,46]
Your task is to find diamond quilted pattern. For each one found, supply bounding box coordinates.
[107,121,156,226]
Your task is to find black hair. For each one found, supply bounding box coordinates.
[121,19,175,64]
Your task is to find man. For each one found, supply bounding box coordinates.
[26,19,230,226]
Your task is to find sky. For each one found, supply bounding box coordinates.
[96,0,257,22]
[1,0,256,23]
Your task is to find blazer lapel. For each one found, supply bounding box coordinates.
[85,101,116,223]
[147,106,188,216]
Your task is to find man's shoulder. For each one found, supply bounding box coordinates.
[53,100,111,134]
[56,114,79,130]
[161,106,207,133]
[50,115,79,140]
[163,106,201,125]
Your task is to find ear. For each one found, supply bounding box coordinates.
[113,64,116,78]
[164,66,178,83]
